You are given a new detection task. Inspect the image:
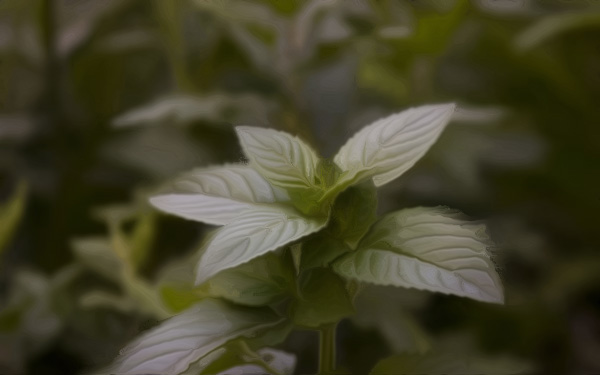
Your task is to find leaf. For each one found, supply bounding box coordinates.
[71,237,123,283]
[333,104,455,187]
[196,205,326,285]
[98,299,282,375]
[0,182,27,255]
[103,126,209,179]
[207,253,294,306]
[515,11,600,51]
[79,291,137,314]
[112,94,228,127]
[128,212,157,270]
[121,270,171,319]
[353,286,432,354]
[214,348,296,375]
[370,336,533,375]
[151,165,288,225]
[235,126,321,191]
[328,181,378,248]
[196,342,296,375]
[333,207,504,304]
[292,268,354,328]
[299,234,351,271]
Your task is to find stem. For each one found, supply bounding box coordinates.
[319,324,337,374]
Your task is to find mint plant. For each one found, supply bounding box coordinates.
[99,103,504,375]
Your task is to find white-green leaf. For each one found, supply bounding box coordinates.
[150,165,289,225]
[333,207,503,304]
[98,299,282,375]
[235,126,321,190]
[333,104,455,187]
[196,205,326,285]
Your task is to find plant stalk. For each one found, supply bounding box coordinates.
[319,323,337,374]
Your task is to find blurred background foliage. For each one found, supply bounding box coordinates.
[1,0,600,374]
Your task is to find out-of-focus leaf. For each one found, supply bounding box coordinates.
[127,212,156,270]
[71,237,123,284]
[515,11,600,51]
[121,270,171,319]
[113,94,237,128]
[353,286,431,354]
[0,115,35,141]
[0,266,80,372]
[79,291,137,314]
[370,334,533,374]
[0,182,26,255]
[102,126,209,179]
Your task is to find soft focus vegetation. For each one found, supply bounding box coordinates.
[1,0,600,374]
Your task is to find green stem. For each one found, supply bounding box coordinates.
[319,323,337,374]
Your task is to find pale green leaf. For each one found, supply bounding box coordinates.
[207,253,294,306]
[151,165,288,225]
[333,207,503,304]
[235,126,321,191]
[98,299,282,375]
[333,104,455,187]
[196,205,326,285]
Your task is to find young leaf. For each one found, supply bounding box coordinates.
[150,165,288,225]
[328,181,378,248]
[332,207,504,304]
[97,299,282,375]
[292,268,354,328]
[333,104,455,187]
[207,253,294,306]
[235,126,321,190]
[196,205,326,285]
